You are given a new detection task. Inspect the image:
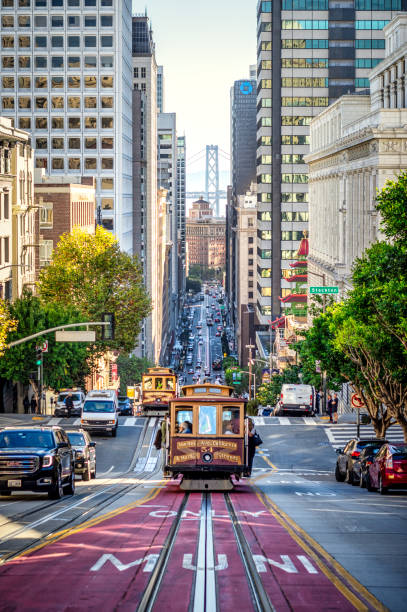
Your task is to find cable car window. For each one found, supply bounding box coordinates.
[209,387,222,394]
[166,378,174,390]
[222,407,241,435]
[175,409,193,434]
[155,377,163,390]
[144,377,153,390]
[199,405,217,435]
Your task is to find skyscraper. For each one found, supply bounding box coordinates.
[256,0,404,327]
[176,135,186,297]
[157,65,164,113]
[0,0,133,252]
[132,13,158,359]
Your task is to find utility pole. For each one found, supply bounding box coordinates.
[246,343,255,401]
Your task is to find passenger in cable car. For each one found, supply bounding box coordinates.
[223,421,234,435]
[180,421,192,434]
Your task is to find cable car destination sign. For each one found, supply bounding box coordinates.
[309,286,339,294]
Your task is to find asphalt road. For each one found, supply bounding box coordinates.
[253,420,407,612]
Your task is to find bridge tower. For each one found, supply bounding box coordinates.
[205,145,220,216]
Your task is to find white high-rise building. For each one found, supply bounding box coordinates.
[0,0,133,252]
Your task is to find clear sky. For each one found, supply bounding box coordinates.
[133,0,257,196]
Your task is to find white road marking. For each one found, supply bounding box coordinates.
[124,417,137,427]
[73,418,81,426]
[278,417,290,425]
[303,417,317,425]
[47,418,61,425]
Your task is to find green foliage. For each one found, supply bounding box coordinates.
[222,356,238,370]
[247,398,259,416]
[0,291,90,390]
[37,227,151,354]
[117,354,153,395]
[188,265,224,281]
[375,171,407,242]
[186,277,201,293]
[0,299,17,357]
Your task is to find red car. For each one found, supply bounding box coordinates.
[368,443,407,494]
[214,317,220,323]
[215,331,220,337]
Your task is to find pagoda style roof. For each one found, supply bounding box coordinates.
[279,294,307,303]
[296,237,309,257]
[289,261,307,268]
[287,274,307,283]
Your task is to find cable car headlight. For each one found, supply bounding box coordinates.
[202,452,213,463]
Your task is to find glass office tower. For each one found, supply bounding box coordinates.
[256,0,405,326]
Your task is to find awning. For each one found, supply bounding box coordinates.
[286,274,307,282]
[279,294,307,303]
[289,261,307,268]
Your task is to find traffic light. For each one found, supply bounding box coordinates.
[35,348,42,366]
[101,313,115,341]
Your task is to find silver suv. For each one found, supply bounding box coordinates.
[54,389,85,418]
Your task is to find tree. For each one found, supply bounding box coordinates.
[256,366,301,408]
[37,227,151,353]
[186,277,201,293]
[0,291,90,390]
[375,171,407,243]
[117,355,153,395]
[0,299,17,357]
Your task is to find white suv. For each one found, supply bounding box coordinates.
[81,390,119,437]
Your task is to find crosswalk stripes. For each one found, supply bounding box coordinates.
[45,417,145,427]
[324,424,405,448]
[252,416,320,426]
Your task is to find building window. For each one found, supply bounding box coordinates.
[101,137,113,149]
[36,138,48,149]
[51,36,64,48]
[35,56,47,68]
[248,237,254,244]
[52,76,64,88]
[52,117,64,129]
[85,76,97,88]
[40,202,53,229]
[19,16,31,27]
[101,76,113,87]
[35,15,47,27]
[34,76,46,89]
[52,158,64,170]
[2,57,14,69]
[68,56,80,68]
[84,56,97,68]
[282,97,328,107]
[68,96,81,109]
[141,67,146,78]
[282,20,328,29]
[18,96,31,108]
[101,96,113,108]
[35,157,47,169]
[52,56,64,68]
[101,15,113,26]
[85,96,97,108]
[2,36,15,49]
[101,178,113,190]
[68,15,80,27]
[4,193,10,219]
[85,117,97,129]
[68,117,81,129]
[101,116,113,128]
[52,138,64,149]
[51,15,64,27]
[69,137,80,149]
[68,36,80,48]
[68,158,80,170]
[2,16,14,26]
[51,96,64,109]
[134,67,139,78]
[36,117,48,129]
[84,36,97,47]
[18,76,31,89]
[40,240,53,266]
[85,158,96,169]
[355,20,389,29]
[85,137,97,149]
[101,35,113,47]
[101,158,113,169]
[19,56,31,68]
[19,117,31,129]
[101,55,113,68]
[2,97,15,109]
[102,198,113,210]
[4,237,10,263]
[68,76,81,88]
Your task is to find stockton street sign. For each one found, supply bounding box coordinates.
[309,286,339,294]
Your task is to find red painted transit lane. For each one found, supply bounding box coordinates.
[230,485,370,611]
[151,493,201,612]
[0,487,182,612]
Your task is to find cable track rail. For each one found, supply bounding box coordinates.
[0,418,162,564]
[138,491,274,612]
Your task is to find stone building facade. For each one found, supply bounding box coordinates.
[306,14,407,299]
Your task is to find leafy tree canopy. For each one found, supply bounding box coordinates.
[0,291,90,390]
[186,277,201,293]
[117,354,153,395]
[375,171,407,242]
[0,299,17,357]
[37,227,151,354]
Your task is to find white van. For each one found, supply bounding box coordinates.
[81,390,119,437]
[279,384,314,415]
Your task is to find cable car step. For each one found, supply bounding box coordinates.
[180,478,234,491]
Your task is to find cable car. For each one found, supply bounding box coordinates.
[165,383,248,490]
[140,367,177,416]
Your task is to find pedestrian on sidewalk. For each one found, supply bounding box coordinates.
[30,395,37,414]
[331,393,339,424]
[23,395,30,414]
[65,393,74,418]
[315,390,322,415]
[327,393,333,422]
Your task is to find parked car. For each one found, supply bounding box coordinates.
[214,317,220,323]
[0,427,75,499]
[335,438,386,484]
[368,443,407,494]
[54,388,85,417]
[358,445,384,488]
[215,331,221,337]
[118,396,132,416]
[66,429,96,481]
[188,368,194,375]
[277,384,314,415]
